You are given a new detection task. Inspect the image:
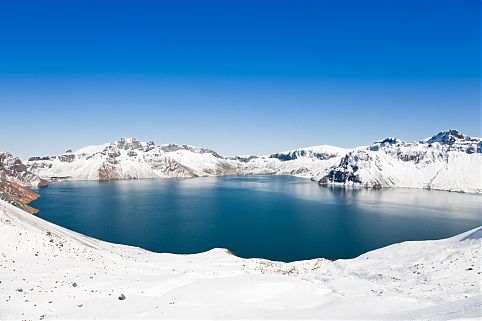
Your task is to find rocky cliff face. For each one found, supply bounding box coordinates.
[0,152,48,187]
[0,152,47,214]
[0,173,39,214]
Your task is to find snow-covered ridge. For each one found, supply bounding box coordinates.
[423,129,481,152]
[24,129,482,192]
[316,129,482,192]
[0,198,480,319]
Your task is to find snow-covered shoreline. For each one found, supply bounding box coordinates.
[0,199,480,320]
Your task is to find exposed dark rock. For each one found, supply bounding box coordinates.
[144,141,156,152]
[229,155,258,163]
[107,150,121,158]
[319,169,362,185]
[425,129,474,145]
[116,138,143,150]
[270,150,336,162]
[58,154,76,163]
[27,156,51,161]
[369,137,403,151]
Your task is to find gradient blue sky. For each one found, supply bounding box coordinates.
[0,0,480,158]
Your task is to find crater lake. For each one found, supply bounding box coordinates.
[32,176,482,262]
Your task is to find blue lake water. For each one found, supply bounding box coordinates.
[32,176,481,262]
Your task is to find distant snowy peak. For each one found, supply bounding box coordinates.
[113,137,151,151]
[369,137,404,151]
[423,129,481,153]
[367,129,481,154]
[424,129,476,145]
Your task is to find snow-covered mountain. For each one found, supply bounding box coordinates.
[0,152,47,187]
[0,198,480,319]
[0,152,48,214]
[24,129,482,193]
[27,138,238,180]
[316,130,481,193]
[25,137,347,181]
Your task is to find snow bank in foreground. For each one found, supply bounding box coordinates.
[0,199,480,320]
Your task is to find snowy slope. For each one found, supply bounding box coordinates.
[0,199,480,320]
[25,130,482,193]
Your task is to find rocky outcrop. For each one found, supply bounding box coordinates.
[424,129,476,147]
[0,173,39,214]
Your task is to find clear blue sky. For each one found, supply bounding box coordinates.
[0,0,480,158]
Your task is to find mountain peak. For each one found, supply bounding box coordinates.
[375,137,403,145]
[424,129,472,145]
[114,137,144,150]
[369,137,403,151]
